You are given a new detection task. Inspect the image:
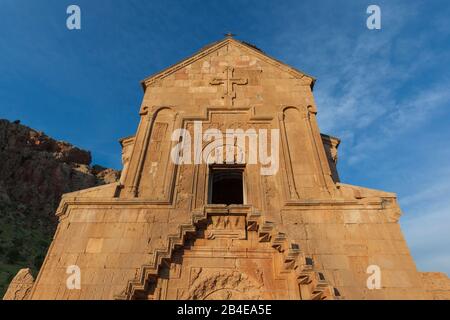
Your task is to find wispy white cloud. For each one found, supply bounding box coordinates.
[347,84,450,164]
[271,1,450,275]
[402,199,450,275]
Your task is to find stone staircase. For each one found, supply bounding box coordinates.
[117,205,340,300]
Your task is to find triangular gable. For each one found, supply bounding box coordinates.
[141,37,316,90]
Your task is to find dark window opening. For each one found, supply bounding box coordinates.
[209,168,244,205]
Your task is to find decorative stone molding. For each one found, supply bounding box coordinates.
[381,198,403,222]
[3,268,34,300]
[116,205,338,300]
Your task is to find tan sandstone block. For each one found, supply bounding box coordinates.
[86,238,104,253]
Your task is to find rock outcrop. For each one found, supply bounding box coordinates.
[0,119,120,296]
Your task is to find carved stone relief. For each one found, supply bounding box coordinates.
[183,269,264,300]
[205,214,247,240]
[3,268,34,300]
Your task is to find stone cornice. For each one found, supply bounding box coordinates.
[284,199,384,210]
[118,135,135,146]
[320,133,341,149]
[55,197,175,219]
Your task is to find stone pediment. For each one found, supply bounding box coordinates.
[140,37,315,90]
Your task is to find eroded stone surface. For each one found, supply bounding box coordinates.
[3,268,34,300]
[420,272,450,300]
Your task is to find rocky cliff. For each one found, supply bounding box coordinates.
[0,119,120,295]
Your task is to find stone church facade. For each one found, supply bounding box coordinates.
[4,36,449,300]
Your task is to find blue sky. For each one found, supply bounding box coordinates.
[1,0,449,275]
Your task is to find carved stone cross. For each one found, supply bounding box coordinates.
[210,67,248,106]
